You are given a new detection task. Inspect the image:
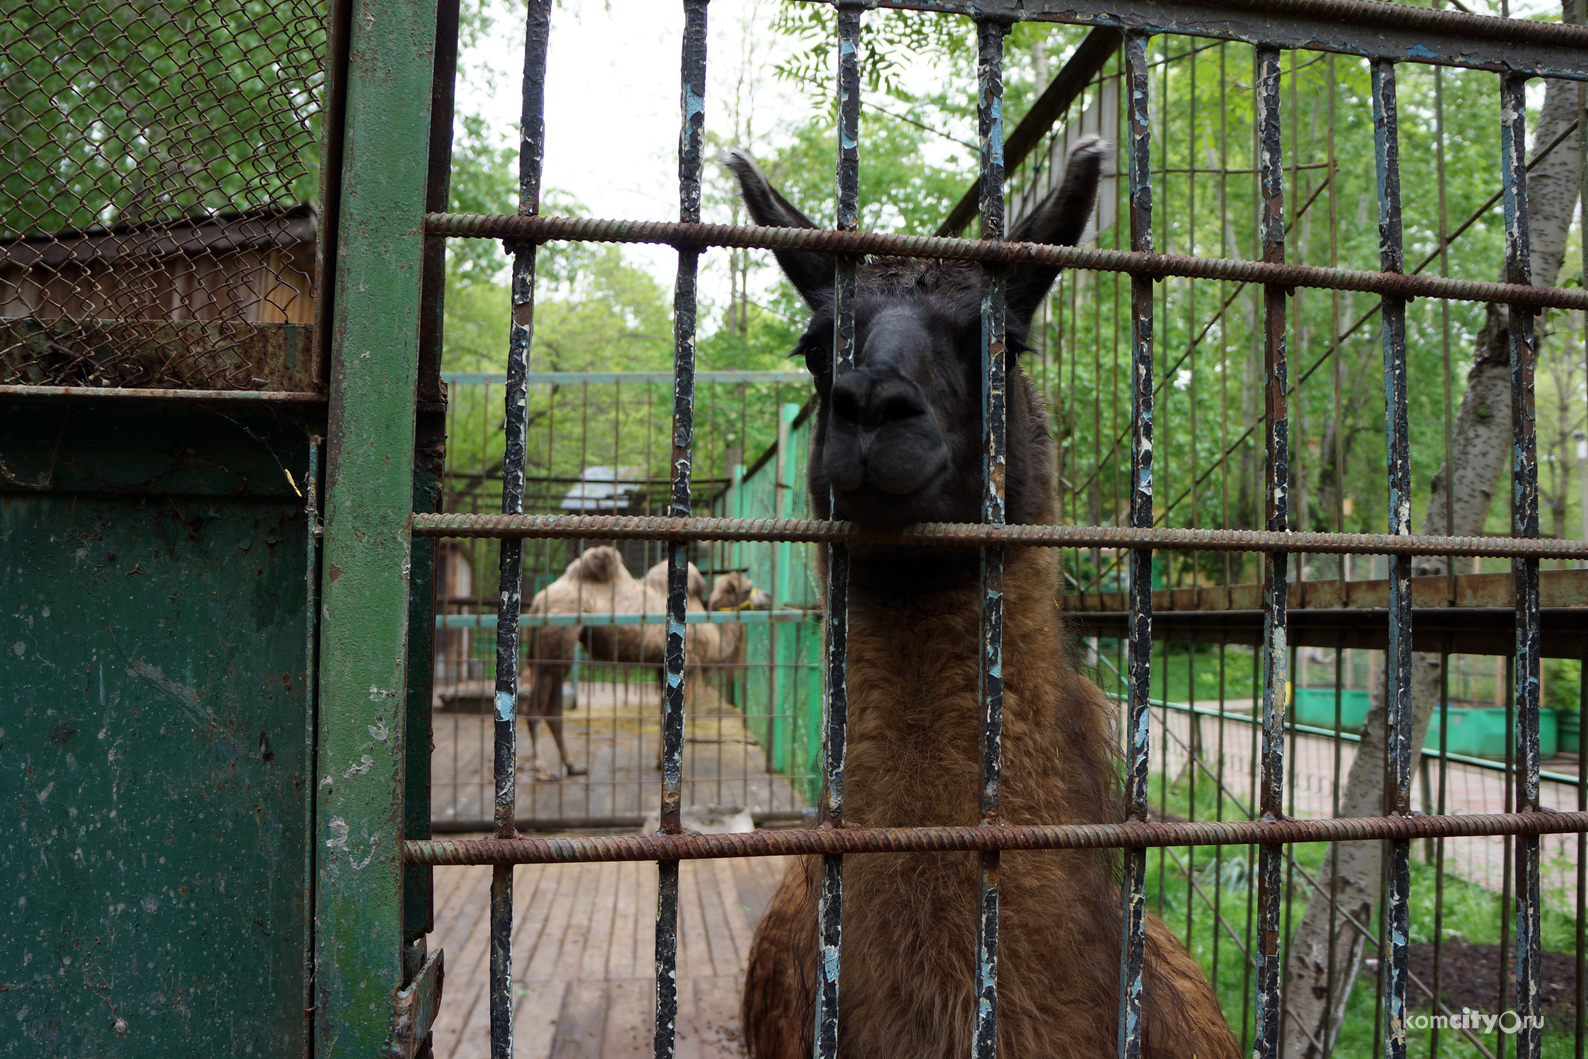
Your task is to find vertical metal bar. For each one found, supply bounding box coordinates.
[974,18,1009,1059]
[657,6,708,1058]
[1119,30,1153,1059]
[1252,42,1289,1059]
[1372,57,1413,1059]
[816,10,860,1059]
[1501,70,1543,1059]
[489,7,550,1056]
[314,0,437,1048]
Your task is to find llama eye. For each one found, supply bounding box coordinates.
[802,345,830,377]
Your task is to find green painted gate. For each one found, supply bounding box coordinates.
[1,0,446,1052]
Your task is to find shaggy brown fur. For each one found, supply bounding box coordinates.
[728,139,1239,1059]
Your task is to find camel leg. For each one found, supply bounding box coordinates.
[544,675,586,776]
[520,663,564,782]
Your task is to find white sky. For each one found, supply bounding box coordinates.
[457,0,821,316]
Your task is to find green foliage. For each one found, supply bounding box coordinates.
[0,0,324,235]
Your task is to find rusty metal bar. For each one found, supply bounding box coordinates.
[0,385,328,402]
[408,511,1588,559]
[1119,30,1153,1059]
[427,211,1588,312]
[792,0,1588,80]
[816,10,862,1059]
[488,6,550,1056]
[1372,56,1413,1059]
[403,810,1588,865]
[973,19,1009,1059]
[655,7,708,1059]
[1502,70,1545,1059]
[1253,43,1287,1059]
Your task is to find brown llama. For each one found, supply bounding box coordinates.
[725,138,1238,1059]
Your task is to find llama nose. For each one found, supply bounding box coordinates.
[829,372,927,430]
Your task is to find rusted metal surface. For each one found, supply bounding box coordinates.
[0,384,325,401]
[0,319,321,391]
[1373,57,1413,1059]
[974,21,1009,1059]
[1502,69,1546,1059]
[404,810,1588,866]
[1120,31,1154,1059]
[390,948,444,1059]
[1074,569,1588,613]
[798,0,1588,79]
[425,212,1588,312]
[408,511,1588,560]
[1070,607,1588,659]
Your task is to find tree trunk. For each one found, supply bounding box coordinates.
[1278,56,1581,1059]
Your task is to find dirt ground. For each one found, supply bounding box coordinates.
[1404,941,1582,1028]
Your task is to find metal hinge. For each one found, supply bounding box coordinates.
[389,947,444,1059]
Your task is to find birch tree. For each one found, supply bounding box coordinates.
[1280,40,1583,1056]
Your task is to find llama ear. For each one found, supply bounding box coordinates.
[1006,136,1109,326]
[723,150,834,310]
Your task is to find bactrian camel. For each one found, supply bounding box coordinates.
[725,138,1238,1059]
[519,546,768,779]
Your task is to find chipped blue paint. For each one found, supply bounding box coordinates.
[493,690,515,723]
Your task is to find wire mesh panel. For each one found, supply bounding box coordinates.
[429,372,820,829]
[0,0,326,392]
[401,2,1588,1059]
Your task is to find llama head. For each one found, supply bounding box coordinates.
[724,138,1107,534]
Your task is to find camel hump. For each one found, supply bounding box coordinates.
[572,545,624,584]
[643,559,707,603]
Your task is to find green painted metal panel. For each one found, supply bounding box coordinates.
[0,400,317,1055]
[313,0,438,1050]
[717,403,824,799]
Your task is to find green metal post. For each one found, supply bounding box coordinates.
[315,0,439,1051]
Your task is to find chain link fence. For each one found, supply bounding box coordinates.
[0,0,326,391]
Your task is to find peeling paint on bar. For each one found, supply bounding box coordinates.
[974,19,1009,1059]
[1253,44,1288,1059]
[1373,58,1414,1059]
[1501,70,1544,1059]
[1119,32,1153,1059]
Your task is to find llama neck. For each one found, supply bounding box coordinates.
[837,544,1118,830]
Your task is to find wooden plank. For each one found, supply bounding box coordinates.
[514,980,568,1059]
[430,867,495,1059]
[524,864,582,982]
[549,979,609,1059]
[691,977,746,1059]
[693,857,739,978]
[634,862,658,987]
[579,861,623,980]
[675,861,711,981]
[552,862,604,981]
[712,858,755,973]
[606,860,640,980]
[600,978,653,1059]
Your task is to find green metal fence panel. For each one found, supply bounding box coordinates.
[313,0,439,1050]
[0,400,317,1054]
[719,401,824,801]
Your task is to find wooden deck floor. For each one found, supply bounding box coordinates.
[428,854,792,1059]
[432,681,809,824]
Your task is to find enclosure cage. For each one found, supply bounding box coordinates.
[7,0,1588,1056]
[408,2,1588,1059]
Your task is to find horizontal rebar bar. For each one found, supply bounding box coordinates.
[425,213,1588,312]
[0,384,327,402]
[409,512,1588,560]
[405,810,1588,866]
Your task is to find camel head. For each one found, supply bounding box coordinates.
[724,138,1107,536]
[708,570,770,612]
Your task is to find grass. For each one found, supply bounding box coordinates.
[1143,769,1582,1058]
